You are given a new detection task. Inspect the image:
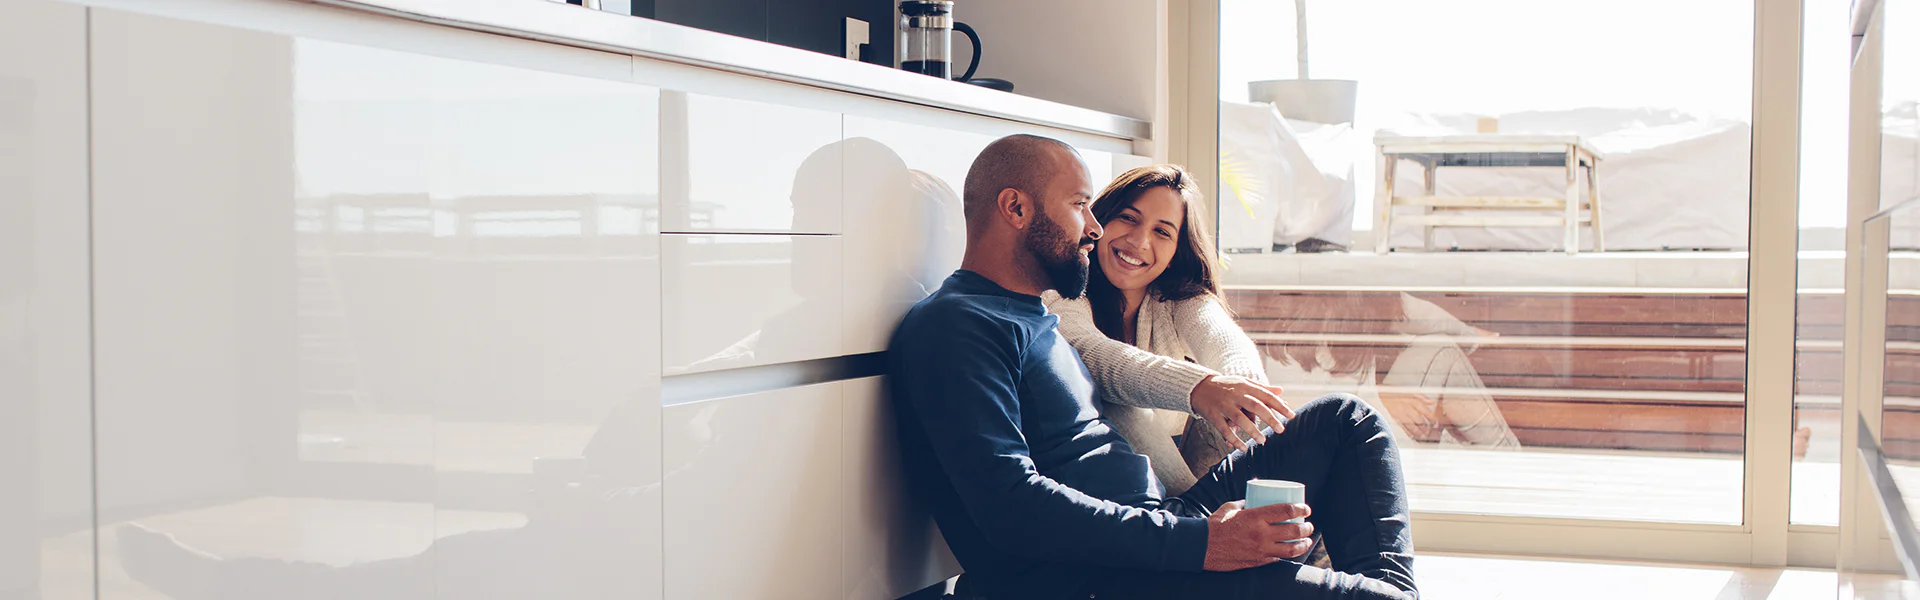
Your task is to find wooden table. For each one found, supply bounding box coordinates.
[1375,134,1603,255]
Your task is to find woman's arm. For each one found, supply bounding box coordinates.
[1394,292,1481,337]
[1042,291,1213,413]
[1168,294,1279,474]
[1172,295,1270,384]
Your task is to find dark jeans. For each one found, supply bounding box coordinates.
[1089,394,1418,600]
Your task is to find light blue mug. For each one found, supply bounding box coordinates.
[1244,479,1307,525]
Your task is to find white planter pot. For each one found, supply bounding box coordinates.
[1247,79,1359,125]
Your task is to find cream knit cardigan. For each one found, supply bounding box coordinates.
[1042,290,1269,495]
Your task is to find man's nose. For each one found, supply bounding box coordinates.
[1085,218,1103,240]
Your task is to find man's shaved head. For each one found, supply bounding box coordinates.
[955,133,1101,298]
[962,134,1082,233]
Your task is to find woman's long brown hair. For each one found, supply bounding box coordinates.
[1084,164,1226,342]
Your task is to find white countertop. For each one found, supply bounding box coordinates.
[303,0,1152,141]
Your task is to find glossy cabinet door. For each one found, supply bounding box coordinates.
[89,10,663,600]
[661,234,846,374]
[662,383,846,599]
[401,37,665,600]
[0,2,94,598]
[840,377,959,600]
[840,117,984,354]
[90,13,347,599]
[660,92,843,235]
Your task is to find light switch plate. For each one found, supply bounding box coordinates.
[845,17,870,60]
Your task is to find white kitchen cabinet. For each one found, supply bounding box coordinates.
[839,117,985,354]
[88,10,663,600]
[661,233,846,374]
[661,92,844,235]
[403,35,665,600]
[89,12,356,598]
[840,377,960,600]
[0,2,94,598]
[662,383,845,600]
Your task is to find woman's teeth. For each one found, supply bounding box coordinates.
[1117,249,1147,267]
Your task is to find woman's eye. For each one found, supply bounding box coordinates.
[1157,228,1173,238]
[1120,214,1137,223]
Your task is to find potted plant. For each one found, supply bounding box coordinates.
[1246,0,1358,125]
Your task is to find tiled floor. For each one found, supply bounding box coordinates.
[1418,553,1914,600]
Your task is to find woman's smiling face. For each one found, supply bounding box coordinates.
[1095,186,1186,295]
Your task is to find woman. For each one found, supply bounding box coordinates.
[1042,166,1271,494]
[1044,165,1416,594]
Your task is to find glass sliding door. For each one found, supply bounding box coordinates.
[1215,0,1756,524]
[1791,0,1857,529]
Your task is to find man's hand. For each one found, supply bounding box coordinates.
[1203,500,1315,572]
[1189,375,1292,452]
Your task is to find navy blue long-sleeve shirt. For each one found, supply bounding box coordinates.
[888,270,1210,598]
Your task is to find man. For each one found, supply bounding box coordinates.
[888,134,1417,599]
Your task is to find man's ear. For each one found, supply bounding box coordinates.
[997,188,1031,230]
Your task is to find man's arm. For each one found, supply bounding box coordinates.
[894,306,1209,572]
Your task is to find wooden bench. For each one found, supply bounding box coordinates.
[1375,134,1603,254]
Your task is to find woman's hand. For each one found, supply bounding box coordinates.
[1378,392,1441,442]
[1188,375,1292,452]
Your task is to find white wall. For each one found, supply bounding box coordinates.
[956,0,1161,123]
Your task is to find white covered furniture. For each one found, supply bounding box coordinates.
[1216,100,1359,253]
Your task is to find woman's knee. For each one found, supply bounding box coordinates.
[1300,392,1371,419]
[1298,393,1390,434]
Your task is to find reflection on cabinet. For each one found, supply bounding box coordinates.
[1,1,93,599]
[841,377,961,600]
[88,9,663,599]
[662,384,846,600]
[840,118,983,353]
[662,234,846,374]
[91,4,305,527]
[662,92,843,234]
[60,1,1151,598]
[658,378,956,600]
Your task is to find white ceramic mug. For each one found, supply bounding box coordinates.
[1245,479,1306,524]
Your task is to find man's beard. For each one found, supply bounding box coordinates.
[1025,207,1093,299]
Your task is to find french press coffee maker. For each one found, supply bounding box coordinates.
[899,0,981,82]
